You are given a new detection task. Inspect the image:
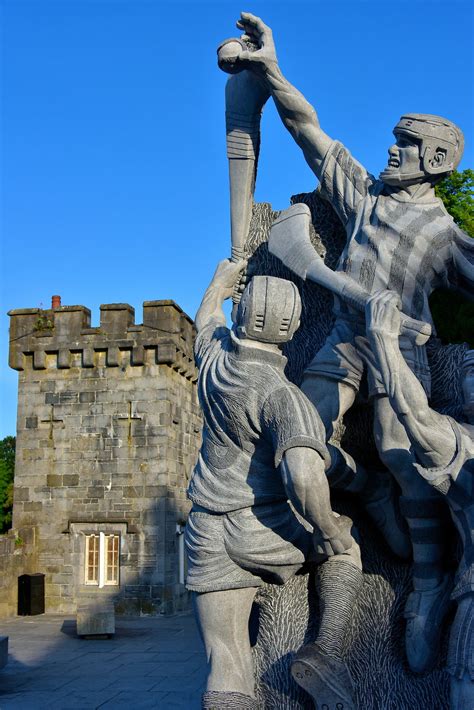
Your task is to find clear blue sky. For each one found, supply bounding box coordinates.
[1,0,473,437]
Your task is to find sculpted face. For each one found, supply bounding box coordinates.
[380,133,424,186]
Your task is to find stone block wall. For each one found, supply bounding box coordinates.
[8,300,201,615]
[0,527,37,617]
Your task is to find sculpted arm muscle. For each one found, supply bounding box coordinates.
[236,13,332,178]
[195,258,246,332]
[261,64,332,176]
[280,447,353,555]
[364,292,457,469]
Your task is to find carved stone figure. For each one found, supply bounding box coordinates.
[186,259,364,709]
[359,290,474,710]
[224,11,474,675]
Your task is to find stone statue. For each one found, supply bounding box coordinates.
[358,290,474,710]
[222,11,474,675]
[186,258,364,709]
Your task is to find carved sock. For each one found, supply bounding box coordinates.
[315,559,363,658]
[400,496,447,591]
[326,444,368,493]
[202,691,258,709]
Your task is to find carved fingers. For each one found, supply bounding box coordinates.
[313,514,355,557]
[212,258,248,298]
[366,290,402,338]
[237,12,271,44]
[235,12,277,67]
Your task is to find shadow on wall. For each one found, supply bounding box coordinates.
[68,495,190,618]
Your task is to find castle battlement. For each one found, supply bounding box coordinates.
[8,300,197,380]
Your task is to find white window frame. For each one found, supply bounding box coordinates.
[85,532,120,588]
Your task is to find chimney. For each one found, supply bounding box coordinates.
[51,295,61,309]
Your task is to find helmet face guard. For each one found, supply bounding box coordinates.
[235,276,302,344]
[380,113,464,185]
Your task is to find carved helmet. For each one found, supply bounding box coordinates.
[393,113,464,181]
[235,275,301,344]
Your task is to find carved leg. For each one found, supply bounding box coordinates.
[292,556,363,710]
[302,376,410,557]
[374,395,453,673]
[193,588,258,704]
[301,375,370,494]
[300,374,357,443]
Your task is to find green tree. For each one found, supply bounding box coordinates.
[435,169,474,237]
[0,436,16,533]
[430,169,474,347]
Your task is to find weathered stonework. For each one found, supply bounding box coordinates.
[8,300,201,615]
[0,527,37,617]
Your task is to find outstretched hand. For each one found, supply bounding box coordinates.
[235,12,278,72]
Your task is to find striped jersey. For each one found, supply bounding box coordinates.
[319,141,474,325]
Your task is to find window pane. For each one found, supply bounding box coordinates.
[105,535,119,585]
[85,535,99,584]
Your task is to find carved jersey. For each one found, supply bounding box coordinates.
[187,322,329,513]
[414,419,474,600]
[319,141,474,326]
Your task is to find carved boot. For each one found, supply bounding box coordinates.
[400,496,453,674]
[291,559,362,709]
[404,575,453,674]
[201,691,258,709]
[292,643,355,710]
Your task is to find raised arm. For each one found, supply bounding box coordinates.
[362,291,457,469]
[236,13,332,178]
[195,258,247,332]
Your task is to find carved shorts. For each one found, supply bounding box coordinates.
[185,500,314,593]
[303,316,431,398]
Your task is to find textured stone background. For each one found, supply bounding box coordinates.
[246,192,466,709]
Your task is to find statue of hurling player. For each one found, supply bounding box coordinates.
[187,259,362,710]
[232,12,474,674]
[360,290,474,710]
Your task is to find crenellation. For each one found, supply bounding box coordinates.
[8,308,41,344]
[100,303,135,333]
[9,300,196,379]
[54,306,91,335]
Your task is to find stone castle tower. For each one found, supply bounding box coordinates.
[8,298,201,614]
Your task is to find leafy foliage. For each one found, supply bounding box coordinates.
[435,169,474,237]
[0,436,15,533]
[430,169,474,347]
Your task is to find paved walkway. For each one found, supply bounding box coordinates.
[0,612,206,709]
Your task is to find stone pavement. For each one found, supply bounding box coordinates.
[0,612,207,709]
